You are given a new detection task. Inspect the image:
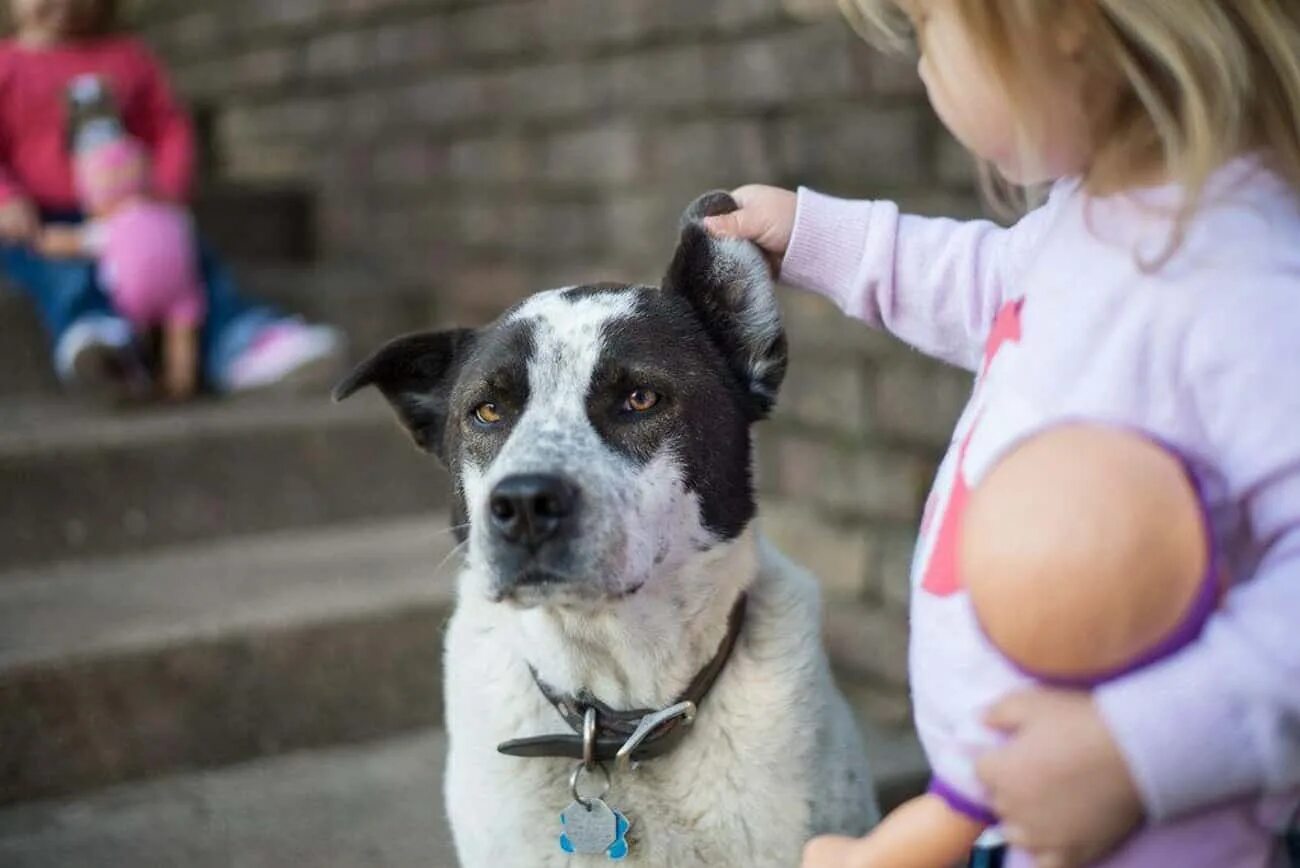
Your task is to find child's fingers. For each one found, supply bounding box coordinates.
[982,688,1042,731]
[702,209,757,241]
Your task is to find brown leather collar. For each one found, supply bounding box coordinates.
[497,594,748,764]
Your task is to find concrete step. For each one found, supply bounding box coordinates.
[0,720,925,868]
[0,731,457,868]
[0,391,448,570]
[0,262,435,399]
[0,515,460,806]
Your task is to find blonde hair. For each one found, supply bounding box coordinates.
[843,0,1300,227]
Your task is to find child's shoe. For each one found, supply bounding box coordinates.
[223,320,347,395]
[54,314,151,404]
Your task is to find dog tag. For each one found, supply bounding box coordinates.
[559,799,630,859]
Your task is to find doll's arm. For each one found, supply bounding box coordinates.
[162,322,198,400]
[803,793,985,868]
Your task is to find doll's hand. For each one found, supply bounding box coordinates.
[976,689,1144,868]
[701,184,797,275]
[801,834,870,868]
[38,225,89,258]
[0,197,39,244]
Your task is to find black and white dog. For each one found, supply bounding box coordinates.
[336,193,878,866]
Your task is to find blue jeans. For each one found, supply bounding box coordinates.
[0,212,280,389]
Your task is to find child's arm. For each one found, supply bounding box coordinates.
[802,793,985,868]
[778,186,1066,371]
[127,41,195,203]
[0,125,38,243]
[1092,299,1300,821]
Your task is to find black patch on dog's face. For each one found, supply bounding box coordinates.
[585,290,757,538]
[336,190,786,576]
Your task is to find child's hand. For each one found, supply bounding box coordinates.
[701,184,797,274]
[0,197,39,244]
[801,834,868,868]
[38,225,89,258]
[977,689,1144,868]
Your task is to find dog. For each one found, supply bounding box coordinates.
[335,193,879,866]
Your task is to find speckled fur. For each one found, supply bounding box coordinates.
[340,196,879,866]
[443,289,878,867]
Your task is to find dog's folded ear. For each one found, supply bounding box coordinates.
[664,191,788,420]
[333,328,476,461]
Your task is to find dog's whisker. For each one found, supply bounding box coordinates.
[432,538,471,581]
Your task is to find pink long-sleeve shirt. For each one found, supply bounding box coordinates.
[782,158,1300,866]
[0,36,194,210]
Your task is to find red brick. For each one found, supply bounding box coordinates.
[772,106,933,190]
[776,434,929,522]
[780,289,904,360]
[540,123,643,186]
[824,598,910,687]
[874,526,918,613]
[871,359,971,448]
[776,355,871,437]
[759,497,877,600]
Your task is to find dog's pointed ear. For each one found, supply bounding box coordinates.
[663,191,788,419]
[333,328,476,461]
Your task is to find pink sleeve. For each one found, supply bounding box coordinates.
[129,43,195,203]
[0,158,24,203]
[1095,295,1300,820]
[780,185,1067,371]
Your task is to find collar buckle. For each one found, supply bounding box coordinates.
[614,701,697,774]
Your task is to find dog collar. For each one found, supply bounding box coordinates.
[497,593,748,767]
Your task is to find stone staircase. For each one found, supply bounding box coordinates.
[0,184,927,866]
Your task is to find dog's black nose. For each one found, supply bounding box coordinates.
[489,474,579,548]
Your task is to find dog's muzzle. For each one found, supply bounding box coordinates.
[488,473,584,596]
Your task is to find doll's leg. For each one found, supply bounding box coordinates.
[802,794,986,868]
[161,322,199,401]
[196,241,344,394]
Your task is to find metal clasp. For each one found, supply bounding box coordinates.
[570,707,611,809]
[615,700,697,774]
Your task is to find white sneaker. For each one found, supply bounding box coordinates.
[54,315,150,404]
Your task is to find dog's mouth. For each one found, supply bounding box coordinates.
[490,567,645,608]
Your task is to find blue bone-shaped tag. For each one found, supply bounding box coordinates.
[559,800,630,860]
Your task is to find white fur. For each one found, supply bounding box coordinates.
[443,288,878,866]
[709,238,783,400]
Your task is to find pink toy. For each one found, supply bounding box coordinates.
[42,134,203,399]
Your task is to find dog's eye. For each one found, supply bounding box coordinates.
[624,388,659,413]
[473,402,503,425]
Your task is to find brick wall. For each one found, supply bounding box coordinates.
[134,0,982,718]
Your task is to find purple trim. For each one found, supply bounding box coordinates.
[974,422,1222,689]
[928,776,999,827]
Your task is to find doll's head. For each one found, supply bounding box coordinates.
[75,135,150,215]
[959,424,1217,683]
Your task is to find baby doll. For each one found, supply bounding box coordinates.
[838,423,1218,867]
[40,75,203,400]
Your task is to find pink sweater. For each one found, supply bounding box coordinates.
[0,36,194,210]
[782,159,1300,864]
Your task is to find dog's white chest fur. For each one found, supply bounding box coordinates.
[443,535,879,867]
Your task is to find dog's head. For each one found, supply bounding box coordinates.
[335,193,787,609]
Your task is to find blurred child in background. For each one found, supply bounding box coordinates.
[0,0,343,401]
